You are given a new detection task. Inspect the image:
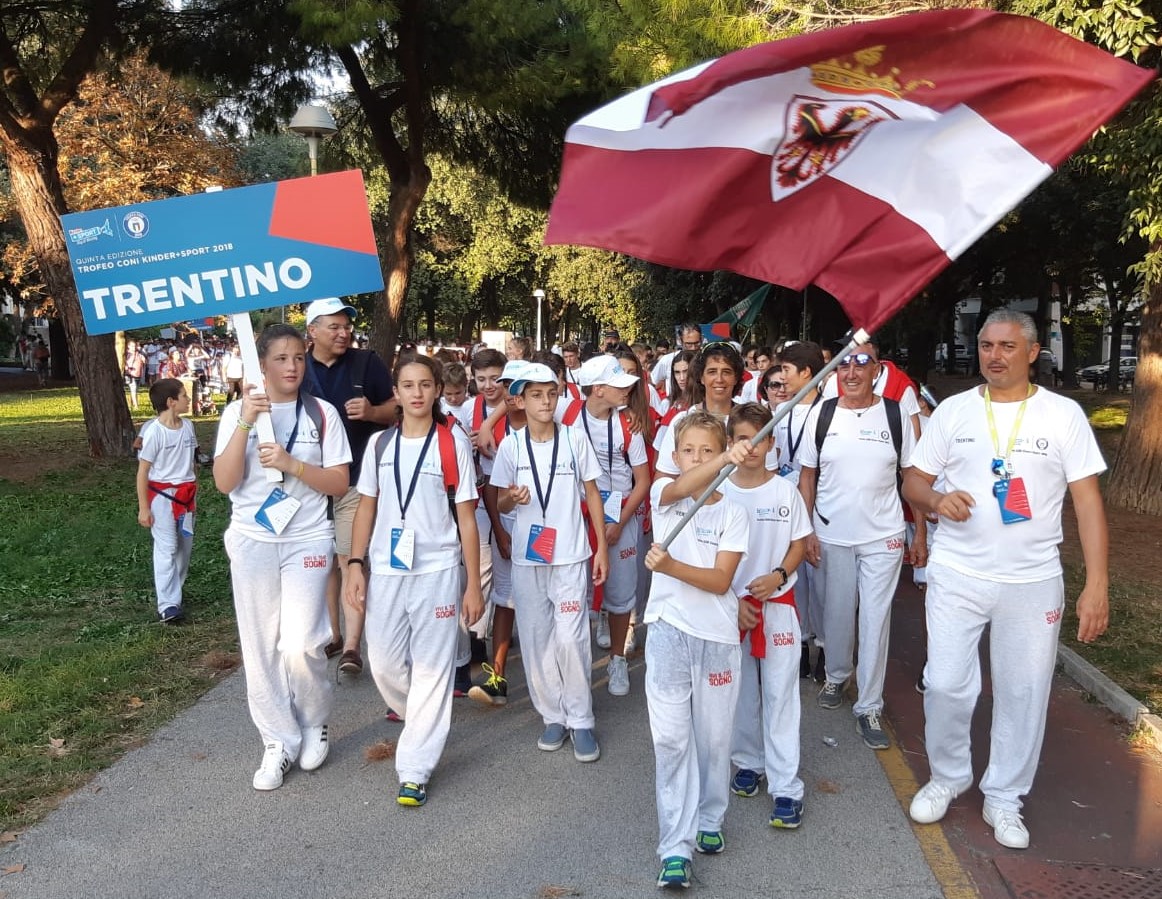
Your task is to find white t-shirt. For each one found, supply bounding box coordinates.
[911,386,1106,582]
[654,406,779,476]
[574,406,648,495]
[215,396,352,542]
[773,398,822,486]
[139,418,197,483]
[356,425,478,575]
[723,475,812,599]
[797,398,915,546]
[644,479,750,644]
[739,373,761,404]
[489,425,601,567]
[652,350,677,391]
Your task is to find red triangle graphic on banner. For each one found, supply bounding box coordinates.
[267,170,378,256]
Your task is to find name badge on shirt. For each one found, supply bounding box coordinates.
[993,477,1033,525]
[526,524,557,564]
[600,489,622,525]
[255,487,301,535]
[390,527,416,570]
[778,463,794,478]
[179,512,195,538]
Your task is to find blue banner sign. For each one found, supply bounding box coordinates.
[61,170,384,335]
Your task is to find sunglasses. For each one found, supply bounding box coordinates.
[764,380,787,391]
[838,353,875,368]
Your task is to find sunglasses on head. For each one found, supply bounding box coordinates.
[839,353,874,368]
[700,340,733,355]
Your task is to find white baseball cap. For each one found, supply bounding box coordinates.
[305,297,357,325]
[506,361,559,395]
[577,355,638,389]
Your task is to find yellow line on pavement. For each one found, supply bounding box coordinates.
[878,722,980,899]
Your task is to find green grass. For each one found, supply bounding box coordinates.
[0,389,240,831]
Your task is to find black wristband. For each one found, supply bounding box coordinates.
[347,558,366,567]
[774,566,789,585]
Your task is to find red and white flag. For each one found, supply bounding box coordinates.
[545,10,1154,332]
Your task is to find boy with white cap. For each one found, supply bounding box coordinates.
[565,355,651,696]
[490,362,609,761]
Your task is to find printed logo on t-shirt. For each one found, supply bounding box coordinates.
[435,604,456,619]
[1013,436,1050,459]
[708,669,733,687]
[755,506,791,523]
[695,525,718,546]
[559,599,582,615]
[1045,607,1062,625]
[771,631,795,648]
[954,437,976,444]
[885,536,904,552]
[303,554,328,569]
[858,428,889,443]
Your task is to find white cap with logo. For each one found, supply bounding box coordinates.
[305,297,357,325]
[577,355,639,389]
[504,361,558,395]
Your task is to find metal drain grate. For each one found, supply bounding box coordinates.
[994,858,1162,899]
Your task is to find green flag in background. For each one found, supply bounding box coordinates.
[701,284,769,341]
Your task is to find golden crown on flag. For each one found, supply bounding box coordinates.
[809,45,933,99]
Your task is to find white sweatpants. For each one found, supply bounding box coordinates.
[149,491,193,613]
[819,532,904,716]
[923,562,1063,811]
[794,560,819,642]
[365,567,461,785]
[646,620,740,860]
[225,529,335,760]
[471,504,493,639]
[599,514,641,615]
[730,600,804,800]
[511,561,594,729]
[633,504,652,623]
[490,517,515,611]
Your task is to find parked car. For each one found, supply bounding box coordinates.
[1077,356,1137,388]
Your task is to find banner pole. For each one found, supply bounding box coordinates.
[231,312,283,484]
[658,328,870,551]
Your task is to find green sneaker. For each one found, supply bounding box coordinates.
[656,856,691,888]
[397,781,427,807]
[468,663,508,707]
[694,830,724,854]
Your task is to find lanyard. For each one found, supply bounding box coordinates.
[580,407,614,476]
[984,384,1033,474]
[285,396,304,454]
[394,422,437,522]
[784,393,821,464]
[525,424,560,520]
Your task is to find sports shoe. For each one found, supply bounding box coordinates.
[656,856,691,889]
[730,768,763,798]
[571,727,600,762]
[468,663,508,706]
[769,796,804,829]
[856,710,890,750]
[323,636,343,659]
[608,655,630,696]
[595,611,611,649]
[453,663,471,697]
[159,605,185,624]
[909,780,960,824]
[299,724,329,771]
[469,634,489,665]
[694,830,723,854]
[398,781,427,808]
[624,623,638,654]
[983,801,1030,849]
[338,649,363,676]
[252,741,292,791]
[537,722,568,751]
[384,708,403,723]
[817,680,844,710]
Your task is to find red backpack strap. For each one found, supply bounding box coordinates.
[472,394,486,431]
[493,415,508,448]
[561,399,583,426]
[435,422,463,540]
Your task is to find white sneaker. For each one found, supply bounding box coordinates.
[299,724,329,771]
[252,741,292,791]
[909,780,960,824]
[595,611,611,649]
[607,655,630,696]
[623,623,637,654]
[983,801,1030,849]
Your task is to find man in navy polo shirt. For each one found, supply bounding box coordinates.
[304,297,399,676]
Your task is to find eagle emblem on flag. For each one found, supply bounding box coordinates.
[773,97,892,194]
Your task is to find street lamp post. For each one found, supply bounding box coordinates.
[532,288,546,351]
[288,103,338,177]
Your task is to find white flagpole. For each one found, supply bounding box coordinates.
[658,328,871,551]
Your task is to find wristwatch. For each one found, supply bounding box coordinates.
[774,566,789,586]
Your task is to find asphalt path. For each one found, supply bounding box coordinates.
[1,635,942,899]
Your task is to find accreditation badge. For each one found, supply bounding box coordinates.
[993,477,1033,525]
[526,524,557,563]
[600,489,622,525]
[255,487,301,535]
[390,527,416,570]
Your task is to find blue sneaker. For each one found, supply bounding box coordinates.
[694,830,724,854]
[159,605,184,624]
[537,722,568,751]
[397,781,427,807]
[656,856,691,888]
[769,796,804,829]
[571,728,600,762]
[730,768,763,798]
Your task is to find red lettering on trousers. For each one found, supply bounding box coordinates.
[434,604,456,619]
[708,670,733,687]
[303,554,328,569]
[619,546,637,560]
[559,600,582,614]
[885,537,904,552]
[1045,608,1062,625]
[771,631,795,647]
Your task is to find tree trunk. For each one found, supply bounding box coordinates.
[369,172,431,368]
[4,142,134,456]
[1106,279,1162,514]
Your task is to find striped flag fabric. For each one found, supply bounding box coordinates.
[544,10,1154,332]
